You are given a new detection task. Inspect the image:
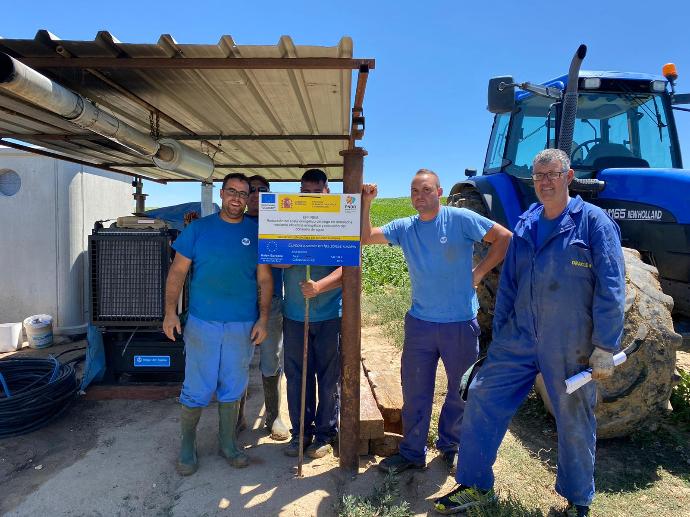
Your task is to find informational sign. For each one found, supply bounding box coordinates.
[258,193,361,266]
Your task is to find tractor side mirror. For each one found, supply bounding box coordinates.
[488,76,515,113]
[672,93,690,105]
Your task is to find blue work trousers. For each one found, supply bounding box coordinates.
[283,317,340,443]
[456,338,597,506]
[180,314,255,408]
[399,313,480,464]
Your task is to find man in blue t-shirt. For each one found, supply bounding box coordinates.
[361,169,511,474]
[280,169,344,459]
[235,174,290,441]
[163,172,273,476]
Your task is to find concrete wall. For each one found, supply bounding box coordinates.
[0,148,133,333]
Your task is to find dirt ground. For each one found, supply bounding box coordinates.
[1,337,689,516]
[0,337,457,517]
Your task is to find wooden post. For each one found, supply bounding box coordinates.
[338,147,367,472]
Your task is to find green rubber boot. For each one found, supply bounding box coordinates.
[218,401,249,468]
[263,374,290,441]
[176,405,202,476]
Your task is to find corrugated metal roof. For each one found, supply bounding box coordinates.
[0,31,373,182]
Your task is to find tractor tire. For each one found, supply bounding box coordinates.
[448,188,682,438]
[447,189,498,353]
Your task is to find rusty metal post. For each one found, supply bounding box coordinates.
[338,147,367,472]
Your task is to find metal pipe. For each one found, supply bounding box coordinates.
[557,44,587,157]
[338,147,367,473]
[0,53,159,157]
[0,52,214,180]
[0,138,167,183]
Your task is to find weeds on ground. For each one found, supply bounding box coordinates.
[465,490,545,517]
[670,367,690,426]
[362,285,410,349]
[336,472,412,517]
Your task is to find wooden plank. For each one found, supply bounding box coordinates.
[84,384,181,401]
[365,370,403,434]
[359,363,384,440]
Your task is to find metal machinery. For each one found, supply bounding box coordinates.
[89,218,185,381]
[448,45,689,437]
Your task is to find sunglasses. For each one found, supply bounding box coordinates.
[249,185,270,193]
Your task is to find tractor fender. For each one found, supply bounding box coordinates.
[448,174,523,230]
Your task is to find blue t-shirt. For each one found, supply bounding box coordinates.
[283,265,342,322]
[535,198,574,249]
[382,206,494,323]
[246,213,283,298]
[173,213,259,322]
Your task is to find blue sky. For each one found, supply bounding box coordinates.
[5,0,690,206]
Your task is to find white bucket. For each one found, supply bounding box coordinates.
[23,314,54,349]
[0,322,22,352]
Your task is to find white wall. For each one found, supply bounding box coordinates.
[0,148,133,332]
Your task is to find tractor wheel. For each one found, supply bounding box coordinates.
[447,189,498,353]
[448,188,682,438]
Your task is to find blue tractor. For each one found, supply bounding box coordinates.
[449,46,687,437]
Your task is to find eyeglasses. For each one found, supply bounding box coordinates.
[249,185,269,194]
[222,187,249,200]
[531,171,567,181]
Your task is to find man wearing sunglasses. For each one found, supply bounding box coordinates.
[434,149,625,516]
[234,175,290,442]
[164,172,273,475]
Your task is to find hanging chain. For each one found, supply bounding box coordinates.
[149,111,160,140]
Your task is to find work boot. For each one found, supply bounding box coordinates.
[236,391,247,434]
[218,401,249,468]
[262,374,290,441]
[176,405,202,476]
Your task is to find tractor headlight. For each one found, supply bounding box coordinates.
[651,80,666,92]
[582,78,601,89]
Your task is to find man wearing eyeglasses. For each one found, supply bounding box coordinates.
[163,172,273,476]
[434,149,625,516]
[281,169,343,459]
[233,175,290,442]
[361,169,512,477]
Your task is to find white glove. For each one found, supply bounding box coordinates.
[589,347,614,380]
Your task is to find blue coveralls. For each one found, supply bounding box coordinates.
[456,196,625,506]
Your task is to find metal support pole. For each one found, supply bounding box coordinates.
[201,181,214,217]
[338,147,367,472]
[132,177,147,215]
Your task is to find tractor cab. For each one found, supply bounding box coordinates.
[485,71,681,192]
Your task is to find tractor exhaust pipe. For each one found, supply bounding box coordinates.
[0,52,214,179]
[556,45,604,192]
[558,44,587,157]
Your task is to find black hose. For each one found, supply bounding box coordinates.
[0,357,78,438]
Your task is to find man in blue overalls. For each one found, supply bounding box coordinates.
[361,169,512,474]
[434,149,625,516]
[163,172,273,475]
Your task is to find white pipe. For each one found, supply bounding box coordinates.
[0,52,215,179]
[565,351,627,394]
[152,138,214,180]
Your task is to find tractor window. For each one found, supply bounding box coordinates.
[504,91,676,179]
[484,113,510,172]
[636,97,673,168]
